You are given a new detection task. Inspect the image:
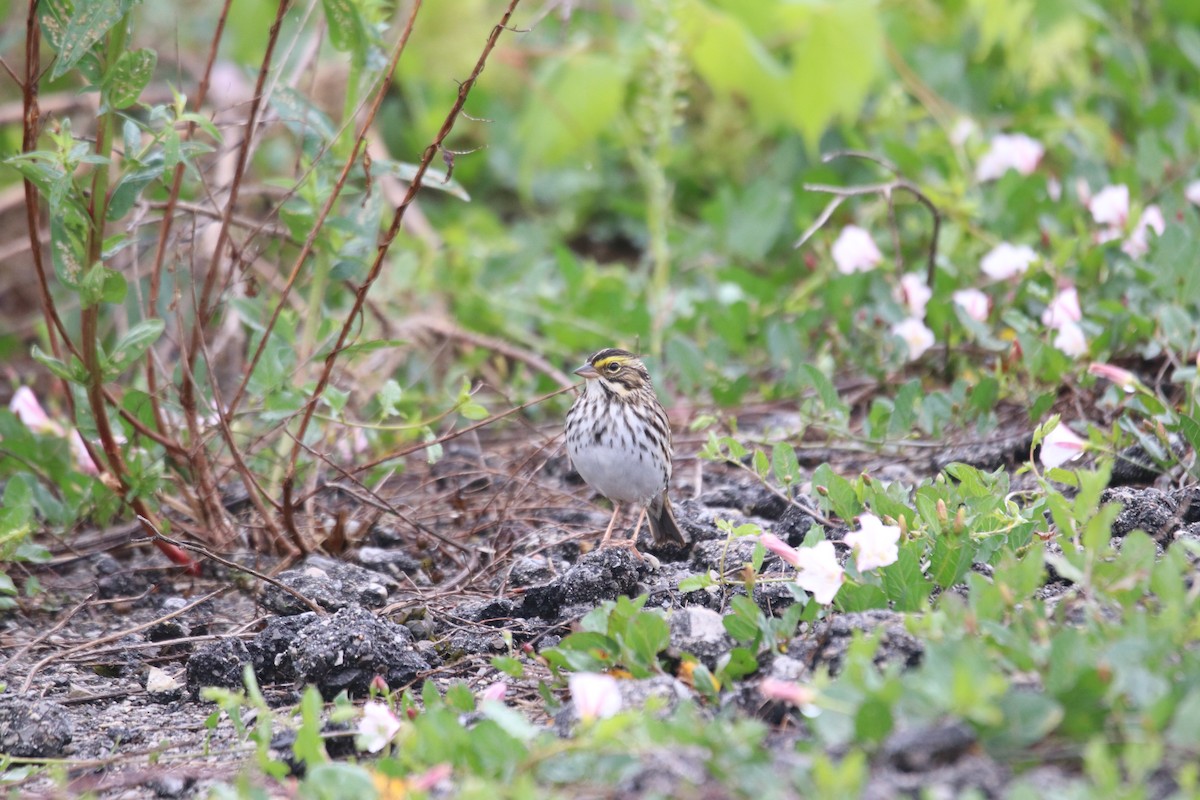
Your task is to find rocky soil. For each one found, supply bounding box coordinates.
[1,417,1195,799]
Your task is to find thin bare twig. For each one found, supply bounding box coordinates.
[281,0,527,538]
[797,150,942,286]
[20,589,227,694]
[0,592,94,676]
[350,384,575,476]
[144,522,325,615]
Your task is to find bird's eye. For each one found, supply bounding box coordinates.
[605,362,621,374]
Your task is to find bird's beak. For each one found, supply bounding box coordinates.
[575,364,599,379]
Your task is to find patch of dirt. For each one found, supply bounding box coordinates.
[0,411,1194,798]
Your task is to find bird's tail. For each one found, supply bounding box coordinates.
[647,490,686,547]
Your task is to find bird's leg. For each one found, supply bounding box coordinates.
[627,507,647,556]
[599,504,621,546]
[630,508,646,545]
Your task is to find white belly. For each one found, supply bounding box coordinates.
[568,440,665,505]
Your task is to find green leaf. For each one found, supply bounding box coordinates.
[269,86,337,156]
[550,631,619,672]
[323,386,349,415]
[772,442,801,487]
[1171,414,1200,456]
[373,160,471,202]
[752,449,770,479]
[880,544,931,611]
[1167,689,1200,748]
[784,0,884,149]
[853,695,894,744]
[994,544,1045,599]
[621,612,670,674]
[292,686,327,766]
[929,534,974,589]
[79,263,124,308]
[322,0,368,59]
[517,53,627,182]
[888,380,921,438]
[680,2,789,128]
[481,703,540,743]
[3,152,68,197]
[796,363,842,412]
[107,162,163,220]
[301,764,376,799]
[338,339,407,359]
[2,474,35,527]
[490,656,524,679]
[689,662,721,700]
[445,681,475,712]
[718,647,759,681]
[50,212,88,289]
[678,573,714,592]
[107,319,165,375]
[459,401,489,421]
[812,463,860,521]
[31,345,82,383]
[105,48,155,108]
[43,0,137,80]
[990,689,1064,748]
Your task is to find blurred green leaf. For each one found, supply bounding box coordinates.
[105,48,155,108]
[42,0,137,80]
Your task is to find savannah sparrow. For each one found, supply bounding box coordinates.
[565,348,685,549]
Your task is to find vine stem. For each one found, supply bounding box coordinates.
[75,16,196,572]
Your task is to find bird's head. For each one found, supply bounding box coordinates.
[575,348,652,398]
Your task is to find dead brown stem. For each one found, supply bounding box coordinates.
[281,0,527,538]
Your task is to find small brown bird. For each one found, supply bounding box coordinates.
[565,348,685,549]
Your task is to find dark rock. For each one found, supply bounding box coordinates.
[788,611,924,676]
[1101,486,1179,539]
[674,499,723,543]
[774,504,822,545]
[146,774,194,797]
[439,629,509,659]
[1110,436,1186,487]
[559,548,642,606]
[92,553,122,575]
[404,619,437,641]
[354,546,422,577]
[1175,486,1200,523]
[690,538,758,573]
[289,605,429,698]
[95,555,150,599]
[743,485,790,520]
[519,582,566,620]
[453,597,517,625]
[186,638,253,698]
[635,521,692,561]
[248,613,319,684]
[146,617,190,643]
[270,723,356,777]
[508,555,554,587]
[753,579,800,614]
[697,485,743,509]
[0,694,73,758]
[262,555,397,615]
[883,720,976,772]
